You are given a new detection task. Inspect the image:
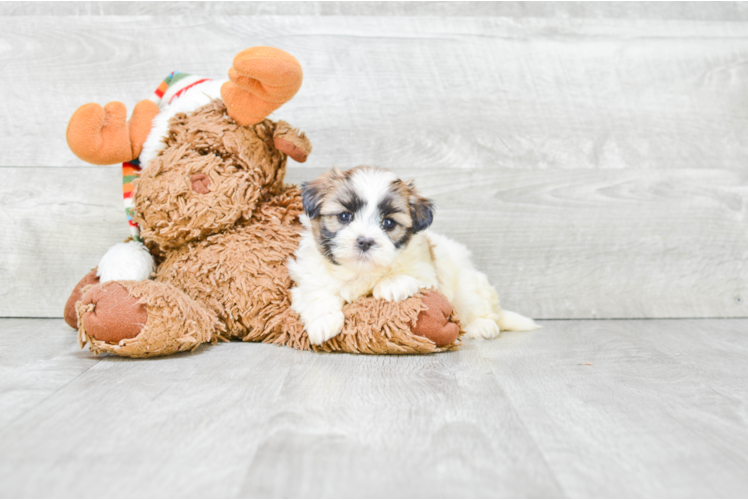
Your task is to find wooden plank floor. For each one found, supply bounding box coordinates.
[1,318,747,498]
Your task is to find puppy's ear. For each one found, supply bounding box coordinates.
[301,168,340,219]
[409,187,434,233]
[301,179,325,219]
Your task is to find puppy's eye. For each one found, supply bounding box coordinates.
[382,218,396,231]
[338,212,353,224]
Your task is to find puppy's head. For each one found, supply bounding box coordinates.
[301,166,434,270]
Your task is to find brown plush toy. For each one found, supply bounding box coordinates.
[63,47,462,358]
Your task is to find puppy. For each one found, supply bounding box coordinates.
[288,166,538,345]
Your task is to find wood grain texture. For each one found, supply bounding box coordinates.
[1,16,748,171]
[0,167,129,317]
[634,319,748,405]
[3,1,748,19]
[479,319,748,497]
[0,319,563,498]
[0,319,101,431]
[1,166,746,319]
[1,318,747,497]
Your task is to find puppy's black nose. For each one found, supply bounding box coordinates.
[357,237,375,252]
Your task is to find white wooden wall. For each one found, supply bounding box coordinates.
[1,2,747,319]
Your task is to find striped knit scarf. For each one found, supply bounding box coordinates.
[123,72,213,241]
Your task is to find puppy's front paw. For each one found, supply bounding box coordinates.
[373,275,423,302]
[464,318,501,340]
[306,311,345,345]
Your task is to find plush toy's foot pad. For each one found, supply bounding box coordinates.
[64,269,100,329]
[411,291,461,347]
[79,282,148,343]
[75,280,219,358]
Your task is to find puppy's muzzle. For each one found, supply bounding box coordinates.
[356,237,375,252]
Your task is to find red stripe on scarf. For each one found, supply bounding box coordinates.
[168,78,211,104]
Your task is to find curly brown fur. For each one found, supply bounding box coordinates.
[156,186,304,341]
[133,101,288,251]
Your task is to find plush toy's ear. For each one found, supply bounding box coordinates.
[273,120,312,163]
[66,100,159,165]
[408,182,434,233]
[221,47,303,127]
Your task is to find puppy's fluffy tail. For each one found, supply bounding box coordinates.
[498,310,541,332]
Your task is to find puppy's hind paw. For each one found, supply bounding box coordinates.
[306,311,345,345]
[373,275,423,302]
[464,318,501,340]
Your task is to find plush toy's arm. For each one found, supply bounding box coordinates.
[66,100,159,165]
[302,290,461,354]
[273,121,312,163]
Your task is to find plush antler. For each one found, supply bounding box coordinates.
[66,100,160,165]
[221,47,303,126]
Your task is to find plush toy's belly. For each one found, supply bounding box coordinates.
[154,195,304,339]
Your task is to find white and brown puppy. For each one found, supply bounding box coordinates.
[288,166,539,345]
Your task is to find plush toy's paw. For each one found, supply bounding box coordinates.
[410,291,460,347]
[464,318,501,340]
[77,280,218,358]
[221,47,303,126]
[306,311,345,345]
[373,276,422,302]
[64,268,100,328]
[273,120,312,163]
[78,282,149,343]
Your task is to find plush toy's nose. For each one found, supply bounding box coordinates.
[190,174,210,194]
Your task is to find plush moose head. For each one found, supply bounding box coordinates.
[65,47,312,253]
[133,102,310,251]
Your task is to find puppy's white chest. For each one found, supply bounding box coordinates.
[337,273,382,303]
